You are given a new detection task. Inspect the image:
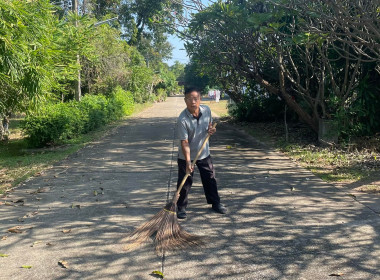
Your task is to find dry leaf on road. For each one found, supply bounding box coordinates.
[58,260,69,268]
[8,226,23,234]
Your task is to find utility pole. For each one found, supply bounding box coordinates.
[72,0,81,101]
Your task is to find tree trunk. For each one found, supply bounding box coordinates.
[73,0,81,101]
[254,73,319,133]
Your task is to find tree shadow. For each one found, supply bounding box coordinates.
[1,100,379,279]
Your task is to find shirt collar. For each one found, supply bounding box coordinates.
[185,105,204,119]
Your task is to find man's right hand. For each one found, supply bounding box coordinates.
[186,160,194,174]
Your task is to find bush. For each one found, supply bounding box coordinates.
[108,86,134,119]
[79,95,108,132]
[155,88,167,102]
[228,93,287,122]
[22,102,84,147]
[22,93,135,147]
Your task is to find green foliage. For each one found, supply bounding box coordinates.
[228,92,285,122]
[155,88,167,102]
[128,66,155,103]
[51,12,97,99]
[109,86,135,117]
[0,0,57,115]
[22,102,84,147]
[22,94,134,147]
[155,62,182,96]
[79,95,108,132]
[120,0,182,63]
[185,0,380,138]
[334,70,380,139]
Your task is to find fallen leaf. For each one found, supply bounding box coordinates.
[226,145,232,149]
[1,236,8,240]
[62,229,71,234]
[329,272,344,277]
[58,260,68,268]
[21,265,32,269]
[0,253,9,257]
[30,187,50,194]
[8,226,23,234]
[151,270,164,279]
[93,190,98,196]
[23,211,39,218]
[4,202,14,206]
[31,241,42,247]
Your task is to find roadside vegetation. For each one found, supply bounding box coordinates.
[1,0,379,196]
[0,0,185,194]
[205,99,380,194]
[181,1,380,194]
[241,121,380,194]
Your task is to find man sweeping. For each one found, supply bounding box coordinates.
[176,87,228,219]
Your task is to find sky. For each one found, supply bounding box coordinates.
[165,1,212,66]
[166,34,189,66]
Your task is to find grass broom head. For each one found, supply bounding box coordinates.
[124,200,204,253]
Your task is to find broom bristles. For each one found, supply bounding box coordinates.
[124,201,204,253]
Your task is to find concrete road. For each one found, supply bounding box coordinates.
[1,96,379,280]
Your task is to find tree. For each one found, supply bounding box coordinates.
[119,0,182,65]
[183,0,379,135]
[0,0,57,115]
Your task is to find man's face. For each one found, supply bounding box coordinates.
[184,91,201,112]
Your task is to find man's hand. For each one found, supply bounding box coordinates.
[186,160,194,174]
[208,122,216,135]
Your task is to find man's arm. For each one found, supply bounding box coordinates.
[181,139,194,174]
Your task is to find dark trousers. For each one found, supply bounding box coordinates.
[177,155,221,210]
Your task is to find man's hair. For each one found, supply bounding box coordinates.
[184,87,201,96]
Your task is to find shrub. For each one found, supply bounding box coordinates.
[228,93,286,122]
[22,102,84,147]
[155,88,167,102]
[22,93,135,147]
[79,95,108,132]
[109,86,134,119]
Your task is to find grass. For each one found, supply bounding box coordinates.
[201,98,230,118]
[0,102,154,194]
[239,121,380,193]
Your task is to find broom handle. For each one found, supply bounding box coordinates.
[174,123,217,198]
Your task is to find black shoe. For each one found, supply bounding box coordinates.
[177,209,187,219]
[212,203,228,214]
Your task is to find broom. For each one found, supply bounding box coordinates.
[124,123,217,253]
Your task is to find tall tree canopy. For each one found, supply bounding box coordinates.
[183,0,380,136]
